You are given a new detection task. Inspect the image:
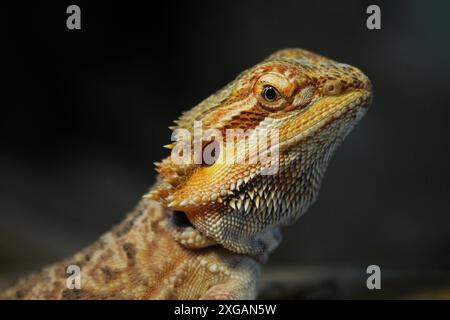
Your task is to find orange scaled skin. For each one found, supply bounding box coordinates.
[1,49,372,299]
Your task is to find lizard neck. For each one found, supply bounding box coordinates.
[2,198,194,299]
[2,196,260,299]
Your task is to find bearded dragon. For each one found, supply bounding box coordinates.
[0,48,372,299]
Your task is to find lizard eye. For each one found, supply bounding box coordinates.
[262,86,280,102]
[254,71,293,112]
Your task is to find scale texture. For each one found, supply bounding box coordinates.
[1,49,372,299]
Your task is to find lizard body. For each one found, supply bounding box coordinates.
[1,49,372,299]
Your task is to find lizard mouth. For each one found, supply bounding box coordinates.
[279,91,371,150]
[169,210,218,248]
[170,210,194,228]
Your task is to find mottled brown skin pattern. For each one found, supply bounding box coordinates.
[1,49,372,299]
[1,199,259,299]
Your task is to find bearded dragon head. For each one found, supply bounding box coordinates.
[147,48,373,258]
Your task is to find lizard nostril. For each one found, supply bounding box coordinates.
[323,80,341,96]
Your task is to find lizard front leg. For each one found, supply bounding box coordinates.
[168,210,261,300]
[198,254,260,300]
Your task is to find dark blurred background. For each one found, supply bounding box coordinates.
[1,0,450,298]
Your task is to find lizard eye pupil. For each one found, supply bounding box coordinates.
[262,86,279,101]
